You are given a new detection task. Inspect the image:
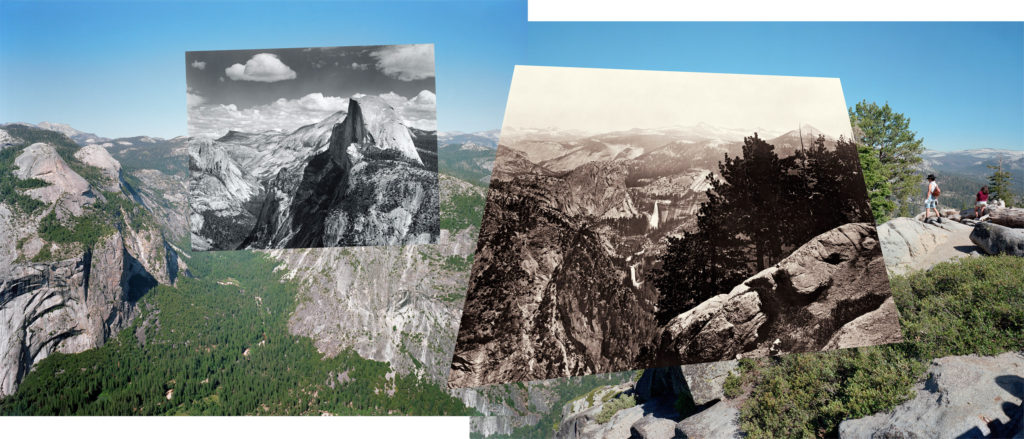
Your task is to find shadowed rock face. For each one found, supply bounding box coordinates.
[273,123,354,248]
[656,223,900,366]
[633,367,688,403]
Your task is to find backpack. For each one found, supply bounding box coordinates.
[932,185,941,197]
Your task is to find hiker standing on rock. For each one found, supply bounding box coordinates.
[975,185,989,219]
[924,174,941,223]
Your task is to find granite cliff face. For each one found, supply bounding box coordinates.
[260,175,472,374]
[263,175,590,435]
[0,134,176,397]
[189,96,439,251]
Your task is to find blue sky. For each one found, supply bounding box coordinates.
[1,3,1021,152]
[0,0,526,138]
[526,22,1024,151]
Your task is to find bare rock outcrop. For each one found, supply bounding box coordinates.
[123,222,175,285]
[839,352,1024,438]
[675,400,742,438]
[13,143,94,214]
[656,223,900,365]
[0,205,15,271]
[338,96,422,165]
[629,414,677,439]
[0,128,21,149]
[679,360,739,406]
[824,296,902,350]
[73,144,121,191]
[970,222,1024,257]
[876,217,976,275]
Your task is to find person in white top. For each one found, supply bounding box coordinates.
[923,174,940,222]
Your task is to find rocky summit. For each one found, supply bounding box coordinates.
[189,96,439,251]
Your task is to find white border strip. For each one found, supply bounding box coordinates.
[528,0,1024,21]
[1,416,470,439]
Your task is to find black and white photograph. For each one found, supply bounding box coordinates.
[449,66,902,387]
[186,44,440,251]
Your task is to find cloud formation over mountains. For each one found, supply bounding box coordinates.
[188,90,435,137]
[225,53,297,82]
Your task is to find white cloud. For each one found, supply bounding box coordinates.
[191,60,206,70]
[295,92,348,112]
[225,53,297,82]
[351,62,369,70]
[377,90,436,131]
[370,44,435,81]
[188,92,348,138]
[187,92,207,107]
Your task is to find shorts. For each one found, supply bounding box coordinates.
[977,201,988,207]
[925,198,937,209]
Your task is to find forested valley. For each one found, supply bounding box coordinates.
[0,250,477,416]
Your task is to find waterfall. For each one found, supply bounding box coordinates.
[630,262,643,288]
[648,201,660,230]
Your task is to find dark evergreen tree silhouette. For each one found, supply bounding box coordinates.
[651,134,871,325]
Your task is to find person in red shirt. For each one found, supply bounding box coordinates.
[975,186,990,219]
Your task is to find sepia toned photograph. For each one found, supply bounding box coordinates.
[187,44,440,251]
[449,66,902,387]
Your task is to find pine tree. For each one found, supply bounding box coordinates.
[988,157,1017,207]
[856,143,895,223]
[849,101,924,217]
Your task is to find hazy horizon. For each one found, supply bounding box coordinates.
[502,66,853,141]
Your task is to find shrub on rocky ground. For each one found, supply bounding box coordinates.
[596,394,637,424]
[731,255,1024,438]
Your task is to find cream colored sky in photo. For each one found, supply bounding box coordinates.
[502,65,853,138]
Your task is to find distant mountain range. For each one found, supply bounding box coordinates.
[438,129,500,149]
[189,96,440,250]
[919,148,1024,208]
[921,148,1024,177]
[15,118,1021,205]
